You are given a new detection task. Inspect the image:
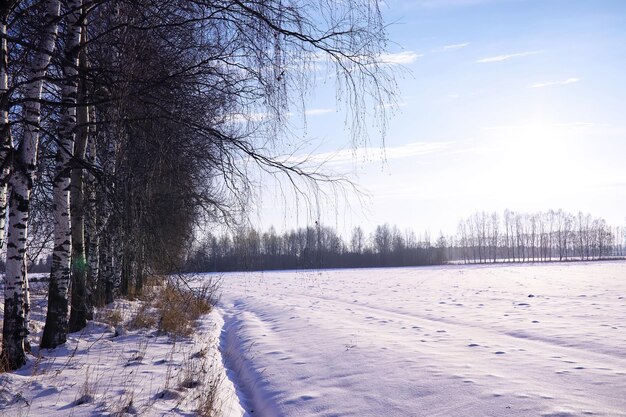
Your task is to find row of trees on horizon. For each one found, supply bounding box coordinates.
[186,209,625,272]
[185,223,447,272]
[456,209,624,264]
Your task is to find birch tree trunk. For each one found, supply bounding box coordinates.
[68,9,90,330]
[41,0,82,349]
[0,8,11,252]
[1,0,61,369]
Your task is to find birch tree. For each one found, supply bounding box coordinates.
[2,0,61,370]
[0,2,13,253]
[68,20,90,329]
[41,0,83,348]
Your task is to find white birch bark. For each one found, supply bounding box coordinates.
[68,7,90,330]
[0,1,17,251]
[41,0,83,348]
[0,14,10,251]
[2,0,61,368]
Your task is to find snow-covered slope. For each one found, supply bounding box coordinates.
[215,262,626,417]
[0,297,244,417]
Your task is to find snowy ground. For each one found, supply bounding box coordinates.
[0,283,243,417]
[215,262,626,417]
[1,262,625,416]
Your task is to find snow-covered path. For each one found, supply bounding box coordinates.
[215,262,626,417]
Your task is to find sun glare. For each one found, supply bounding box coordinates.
[487,122,578,204]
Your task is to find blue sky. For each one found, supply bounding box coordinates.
[253,0,626,236]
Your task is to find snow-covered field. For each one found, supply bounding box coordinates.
[1,262,625,416]
[216,262,626,417]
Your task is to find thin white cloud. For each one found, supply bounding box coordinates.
[378,51,422,65]
[475,51,541,63]
[531,77,581,88]
[434,43,470,52]
[305,108,334,116]
[377,101,408,110]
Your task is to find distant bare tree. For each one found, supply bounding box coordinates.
[350,226,365,254]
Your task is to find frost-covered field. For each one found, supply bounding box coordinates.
[216,262,626,417]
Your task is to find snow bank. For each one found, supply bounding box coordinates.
[0,291,244,417]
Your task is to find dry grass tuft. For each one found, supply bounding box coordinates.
[155,281,218,337]
[94,277,219,337]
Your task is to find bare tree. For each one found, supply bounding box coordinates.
[490,211,499,262]
[41,0,83,349]
[350,226,365,254]
[2,0,61,370]
[0,1,17,252]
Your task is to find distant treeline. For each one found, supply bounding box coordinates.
[185,224,447,272]
[454,209,625,264]
[186,209,625,272]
